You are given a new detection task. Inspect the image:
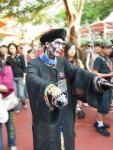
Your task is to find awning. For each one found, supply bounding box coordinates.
[0,21,6,27]
[0,33,16,37]
[80,21,113,33]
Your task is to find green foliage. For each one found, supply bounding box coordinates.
[0,0,58,24]
[0,0,20,12]
[50,0,113,27]
[0,0,113,26]
[82,0,113,24]
[48,9,67,27]
[0,37,3,42]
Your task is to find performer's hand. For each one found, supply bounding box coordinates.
[93,76,113,92]
[45,84,62,97]
[44,84,68,110]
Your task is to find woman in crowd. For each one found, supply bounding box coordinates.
[0,56,17,150]
[7,43,27,113]
[26,49,34,63]
[0,45,9,60]
[35,45,44,58]
[64,42,86,120]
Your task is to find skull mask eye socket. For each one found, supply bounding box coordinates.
[52,40,65,49]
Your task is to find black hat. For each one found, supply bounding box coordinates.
[40,28,67,45]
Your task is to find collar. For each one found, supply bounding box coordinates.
[40,53,57,66]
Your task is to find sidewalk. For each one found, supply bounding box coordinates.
[2,105,113,150]
[76,106,113,150]
[3,105,33,150]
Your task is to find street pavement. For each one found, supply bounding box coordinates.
[2,104,113,150]
[76,106,113,150]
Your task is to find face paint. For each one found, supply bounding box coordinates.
[45,44,56,60]
[47,48,55,60]
[46,38,65,59]
[52,40,65,49]
[51,39,65,57]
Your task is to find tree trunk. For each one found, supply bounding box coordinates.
[63,0,85,59]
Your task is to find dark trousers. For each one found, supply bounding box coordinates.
[98,90,112,114]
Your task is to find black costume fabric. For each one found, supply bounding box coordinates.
[26,57,99,150]
[72,69,102,108]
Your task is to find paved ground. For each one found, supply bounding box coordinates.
[76,106,113,150]
[2,105,113,150]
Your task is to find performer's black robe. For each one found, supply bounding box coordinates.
[26,57,99,150]
[72,68,102,108]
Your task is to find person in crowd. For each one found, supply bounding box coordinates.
[35,45,44,58]
[85,41,101,72]
[92,40,113,136]
[0,45,9,60]
[26,28,113,150]
[6,43,27,113]
[64,42,86,119]
[108,43,113,108]
[85,42,94,72]
[26,49,34,63]
[0,56,17,150]
[17,45,29,102]
[64,42,84,67]
[17,46,23,55]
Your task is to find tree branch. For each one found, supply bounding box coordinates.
[63,0,76,18]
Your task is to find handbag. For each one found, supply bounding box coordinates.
[2,92,19,111]
[0,99,9,123]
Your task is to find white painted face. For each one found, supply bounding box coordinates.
[51,38,65,57]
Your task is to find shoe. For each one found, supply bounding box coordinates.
[10,146,18,150]
[22,101,28,109]
[77,110,86,119]
[94,121,110,129]
[15,110,21,114]
[96,126,110,136]
[23,103,28,109]
[82,103,89,107]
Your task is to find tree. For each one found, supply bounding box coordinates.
[82,0,113,24]
[1,0,113,46]
[0,0,58,24]
[63,0,85,60]
[63,0,85,44]
[1,0,113,26]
